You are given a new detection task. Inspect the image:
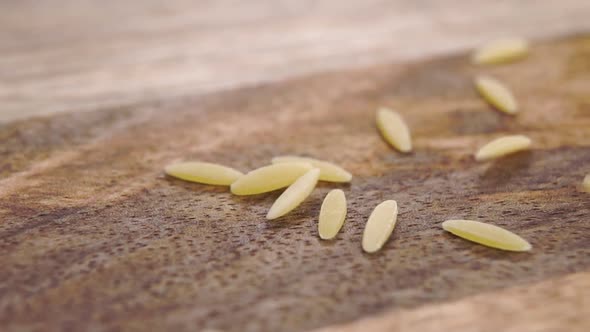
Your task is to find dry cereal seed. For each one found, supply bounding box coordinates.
[583,174,590,193]
[475,135,531,161]
[362,200,398,253]
[165,161,243,186]
[442,219,532,251]
[266,168,320,220]
[272,156,352,183]
[376,108,412,153]
[231,162,313,195]
[472,38,529,65]
[475,75,518,114]
[318,189,347,240]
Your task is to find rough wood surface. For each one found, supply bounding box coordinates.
[314,271,590,332]
[1,36,589,332]
[2,0,590,121]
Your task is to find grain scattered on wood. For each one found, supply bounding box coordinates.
[230,162,313,195]
[475,135,532,161]
[362,200,398,253]
[165,161,243,186]
[583,174,590,193]
[475,75,518,114]
[318,189,347,240]
[472,38,529,65]
[376,108,412,153]
[442,219,532,252]
[266,168,320,220]
[272,156,352,183]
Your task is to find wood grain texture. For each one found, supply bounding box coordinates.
[313,272,590,332]
[1,36,589,332]
[2,0,590,121]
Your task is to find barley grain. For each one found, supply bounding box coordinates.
[442,219,532,251]
[266,168,320,220]
[475,135,531,161]
[583,174,590,193]
[165,161,243,186]
[475,76,518,114]
[231,162,313,195]
[472,38,529,65]
[272,156,352,183]
[376,108,412,153]
[318,189,347,239]
[362,200,398,253]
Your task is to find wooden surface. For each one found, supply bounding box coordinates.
[1,1,590,331]
[314,271,590,332]
[2,0,590,121]
[1,34,589,331]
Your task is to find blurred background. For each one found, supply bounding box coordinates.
[1,0,589,122]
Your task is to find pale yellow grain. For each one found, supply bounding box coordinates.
[272,156,352,183]
[475,135,531,161]
[266,168,320,220]
[164,161,243,186]
[442,219,532,251]
[475,75,518,114]
[362,200,398,253]
[318,189,347,240]
[230,162,313,195]
[472,38,529,65]
[376,108,412,153]
[583,174,590,193]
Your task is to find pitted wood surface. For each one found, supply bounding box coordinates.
[0,37,589,331]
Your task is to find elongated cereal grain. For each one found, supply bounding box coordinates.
[362,200,398,253]
[318,189,347,239]
[442,219,532,251]
[266,168,320,220]
[583,174,590,193]
[475,76,518,114]
[231,162,313,195]
[272,156,352,183]
[472,38,529,65]
[475,135,531,161]
[376,108,412,153]
[165,161,243,185]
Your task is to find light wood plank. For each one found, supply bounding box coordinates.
[1,0,589,121]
